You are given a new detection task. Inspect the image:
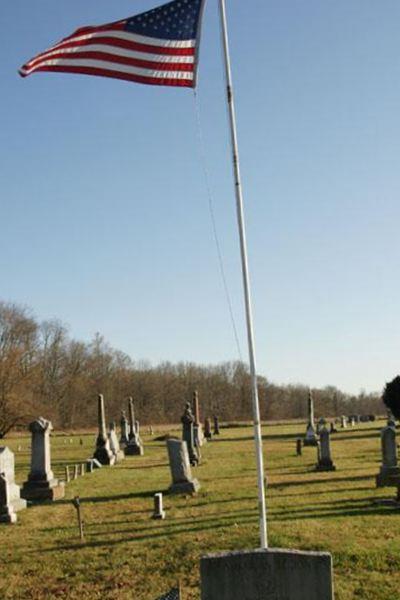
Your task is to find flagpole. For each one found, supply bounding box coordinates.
[218,0,268,549]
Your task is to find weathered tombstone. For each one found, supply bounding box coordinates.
[204,418,213,440]
[93,394,115,466]
[167,439,200,494]
[304,389,318,446]
[181,402,199,466]
[125,398,144,456]
[296,439,302,456]
[193,390,205,447]
[152,492,166,520]
[74,464,79,480]
[200,548,334,600]
[108,421,125,462]
[65,466,71,483]
[0,475,17,524]
[213,415,220,435]
[316,428,336,471]
[119,411,129,446]
[21,418,65,501]
[340,415,347,429]
[376,424,400,487]
[80,463,85,476]
[0,447,26,520]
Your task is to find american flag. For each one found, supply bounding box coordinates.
[156,588,180,600]
[19,0,206,88]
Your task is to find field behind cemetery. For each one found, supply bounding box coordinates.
[1,420,400,599]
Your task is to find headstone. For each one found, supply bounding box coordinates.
[376,424,400,487]
[0,475,17,524]
[304,389,318,446]
[80,463,86,476]
[0,447,27,519]
[316,428,336,471]
[149,425,154,436]
[200,548,334,600]
[296,439,302,456]
[125,398,144,456]
[119,411,129,446]
[181,402,199,466]
[74,464,79,480]
[213,415,220,435]
[152,492,166,520]
[340,416,347,429]
[21,418,65,501]
[193,390,205,447]
[108,421,125,462]
[167,439,200,495]
[204,418,213,440]
[65,466,71,483]
[93,394,115,466]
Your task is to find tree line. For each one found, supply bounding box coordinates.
[0,300,384,437]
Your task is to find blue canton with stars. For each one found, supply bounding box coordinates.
[125,0,204,41]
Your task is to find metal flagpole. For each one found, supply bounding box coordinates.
[218,0,268,549]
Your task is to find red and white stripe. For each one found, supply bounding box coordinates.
[19,21,197,87]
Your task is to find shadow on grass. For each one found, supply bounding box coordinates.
[50,489,159,506]
[26,512,259,554]
[117,463,169,470]
[275,485,373,498]
[268,473,373,489]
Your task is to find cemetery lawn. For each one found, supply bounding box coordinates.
[2,420,400,599]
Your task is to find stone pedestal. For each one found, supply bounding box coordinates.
[93,395,115,466]
[167,439,200,495]
[21,418,65,501]
[376,424,400,487]
[109,422,125,462]
[200,549,334,600]
[316,428,336,471]
[304,424,318,447]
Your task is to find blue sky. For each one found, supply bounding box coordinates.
[2,1,400,394]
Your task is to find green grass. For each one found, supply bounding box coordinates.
[1,420,399,599]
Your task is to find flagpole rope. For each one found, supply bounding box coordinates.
[193,89,243,363]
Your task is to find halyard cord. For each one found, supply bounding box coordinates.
[193,89,243,362]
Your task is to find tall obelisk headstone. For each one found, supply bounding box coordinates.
[119,411,129,447]
[181,402,199,466]
[304,389,318,447]
[21,418,65,501]
[193,390,205,447]
[125,397,144,456]
[93,395,115,466]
